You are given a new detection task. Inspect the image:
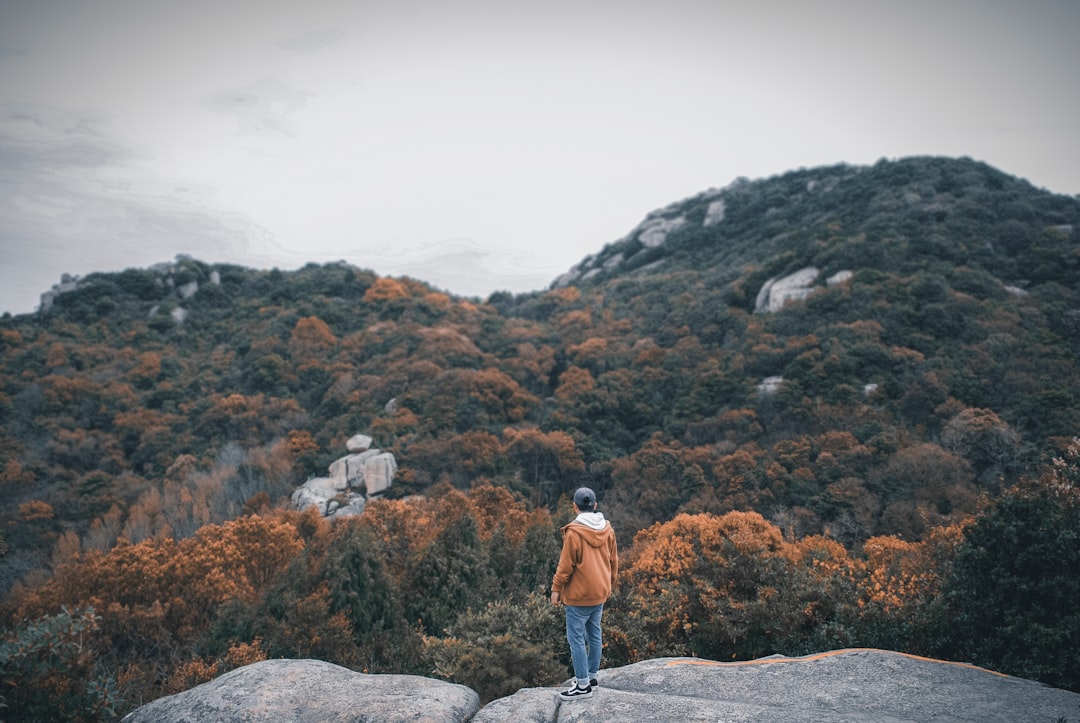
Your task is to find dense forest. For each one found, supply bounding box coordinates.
[1,156,1078,720]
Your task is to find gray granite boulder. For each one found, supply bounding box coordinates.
[121,659,479,723]
[475,649,1080,723]
[291,437,396,519]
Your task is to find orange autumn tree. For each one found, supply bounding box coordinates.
[8,511,309,711]
[855,523,967,653]
[614,511,863,663]
[288,316,337,360]
[363,277,409,303]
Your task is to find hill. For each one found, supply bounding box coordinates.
[1,155,1079,719]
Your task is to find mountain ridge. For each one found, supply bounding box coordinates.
[553,156,1076,295]
[23,156,1076,321]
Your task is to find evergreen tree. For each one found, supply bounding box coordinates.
[941,441,1080,691]
[403,512,490,634]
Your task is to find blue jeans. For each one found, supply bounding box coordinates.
[564,603,603,687]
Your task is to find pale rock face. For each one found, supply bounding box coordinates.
[291,477,362,517]
[363,452,397,496]
[170,307,188,324]
[754,278,776,312]
[637,215,686,248]
[603,253,625,270]
[328,450,380,488]
[178,281,198,300]
[827,270,853,286]
[769,267,820,310]
[756,267,851,313]
[346,434,373,452]
[301,476,340,498]
[757,376,784,395]
[704,199,726,226]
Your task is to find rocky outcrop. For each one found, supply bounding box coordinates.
[39,273,81,311]
[327,449,397,496]
[757,375,784,396]
[754,266,853,313]
[552,203,692,287]
[122,649,1080,723]
[703,198,726,226]
[290,435,396,518]
[120,659,479,723]
[480,650,1080,722]
[38,256,222,314]
[178,280,199,300]
[346,434,373,452]
[636,214,686,248]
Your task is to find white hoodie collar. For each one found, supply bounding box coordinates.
[574,511,607,530]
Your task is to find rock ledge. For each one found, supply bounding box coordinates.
[123,649,1080,723]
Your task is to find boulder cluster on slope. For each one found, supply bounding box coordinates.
[290,434,397,518]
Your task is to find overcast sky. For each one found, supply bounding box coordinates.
[1,0,1078,315]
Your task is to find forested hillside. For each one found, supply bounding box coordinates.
[2,156,1078,720]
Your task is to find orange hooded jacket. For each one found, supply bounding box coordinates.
[552,513,618,606]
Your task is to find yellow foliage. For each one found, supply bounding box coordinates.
[163,658,220,696]
[363,277,409,302]
[555,366,595,401]
[290,316,337,355]
[287,429,320,458]
[423,291,452,308]
[225,638,268,668]
[859,525,964,612]
[546,287,580,304]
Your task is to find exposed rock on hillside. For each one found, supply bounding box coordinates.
[551,157,1069,302]
[122,649,1080,723]
[39,253,220,313]
[120,659,479,723]
[290,435,396,518]
[754,266,853,313]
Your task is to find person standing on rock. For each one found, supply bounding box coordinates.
[551,486,618,701]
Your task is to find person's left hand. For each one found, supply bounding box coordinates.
[550,590,561,606]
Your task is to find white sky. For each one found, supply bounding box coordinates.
[1,0,1078,315]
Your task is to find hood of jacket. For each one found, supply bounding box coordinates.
[563,512,613,546]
